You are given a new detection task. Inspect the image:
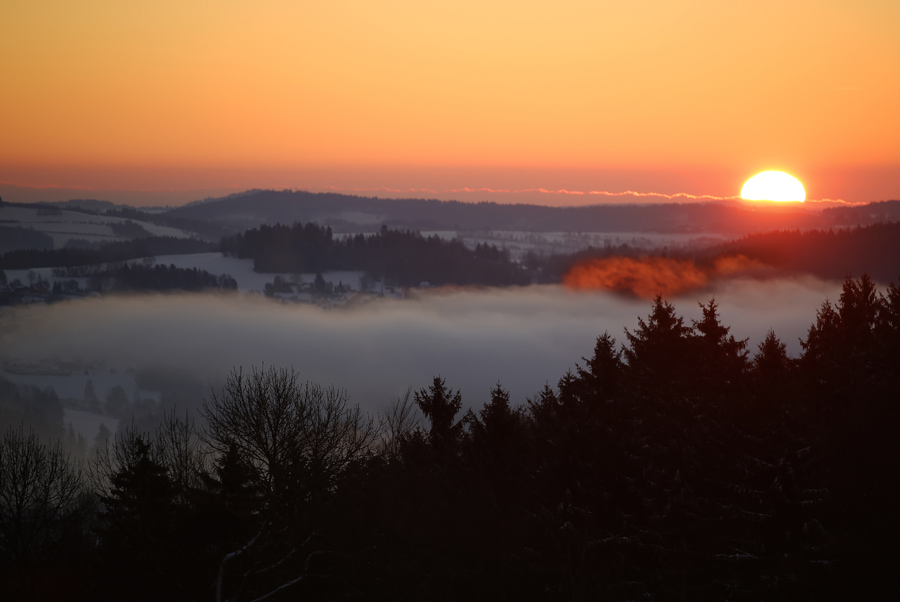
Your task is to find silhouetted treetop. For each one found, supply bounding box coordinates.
[623,295,693,394]
[415,376,463,451]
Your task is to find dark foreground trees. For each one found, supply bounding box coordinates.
[0,427,92,601]
[3,275,899,600]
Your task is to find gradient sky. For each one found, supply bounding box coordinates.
[1,0,898,205]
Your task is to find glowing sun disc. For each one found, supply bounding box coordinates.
[741,171,806,202]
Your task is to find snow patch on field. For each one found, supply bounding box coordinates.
[0,205,194,247]
[143,253,364,293]
[3,251,363,296]
[421,230,730,259]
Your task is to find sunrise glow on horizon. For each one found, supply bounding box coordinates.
[740,172,806,203]
[1,1,898,205]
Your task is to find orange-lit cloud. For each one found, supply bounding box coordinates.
[712,255,766,276]
[564,254,766,298]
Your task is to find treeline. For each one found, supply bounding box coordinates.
[3,275,899,600]
[0,369,204,464]
[0,377,66,445]
[109,263,238,292]
[0,225,54,254]
[107,219,152,239]
[1,263,236,305]
[546,221,900,286]
[56,263,237,294]
[713,221,900,282]
[221,222,530,287]
[0,236,217,271]
[103,206,230,241]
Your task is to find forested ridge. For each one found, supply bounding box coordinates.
[4,206,900,294]
[2,275,899,600]
[163,188,900,234]
[221,220,900,289]
[221,223,530,287]
[712,221,900,282]
[97,263,238,293]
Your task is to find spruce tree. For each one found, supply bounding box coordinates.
[415,376,463,452]
[623,295,692,398]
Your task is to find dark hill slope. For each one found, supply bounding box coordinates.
[714,221,900,283]
[162,190,900,235]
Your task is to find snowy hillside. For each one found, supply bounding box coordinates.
[0,205,195,249]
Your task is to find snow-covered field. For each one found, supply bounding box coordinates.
[139,253,365,294]
[2,201,728,264]
[0,205,194,247]
[4,266,59,285]
[4,251,365,295]
[420,230,730,259]
[4,363,148,440]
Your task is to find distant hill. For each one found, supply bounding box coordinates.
[44,198,122,212]
[162,189,900,235]
[818,200,900,227]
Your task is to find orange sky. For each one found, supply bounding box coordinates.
[1,0,898,205]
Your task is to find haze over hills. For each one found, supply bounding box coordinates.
[162,189,893,234]
[4,193,900,280]
[0,182,236,208]
[5,189,900,305]
[95,189,900,236]
[3,187,898,239]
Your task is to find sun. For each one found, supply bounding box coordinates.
[740,171,806,202]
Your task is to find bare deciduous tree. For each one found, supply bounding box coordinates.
[202,366,377,499]
[91,411,208,504]
[378,389,421,460]
[0,426,89,597]
[155,409,208,504]
[202,366,378,602]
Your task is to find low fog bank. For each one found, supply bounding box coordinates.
[0,279,842,412]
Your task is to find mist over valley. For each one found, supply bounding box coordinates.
[3,277,842,425]
[1,191,898,601]
[3,191,898,437]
